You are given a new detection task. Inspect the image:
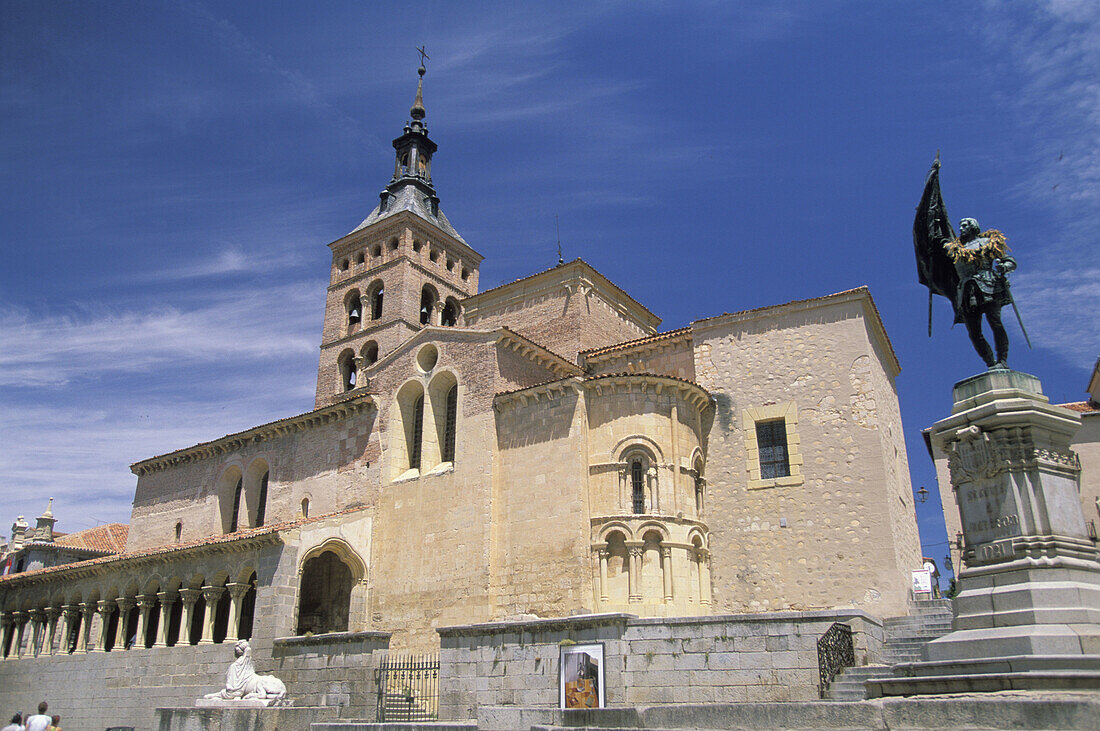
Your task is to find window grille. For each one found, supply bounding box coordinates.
[756,419,790,479]
[255,471,268,527]
[230,477,243,532]
[631,459,645,513]
[410,395,424,470]
[442,384,457,462]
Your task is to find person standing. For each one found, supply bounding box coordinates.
[45,717,60,731]
[1,713,24,731]
[23,703,49,731]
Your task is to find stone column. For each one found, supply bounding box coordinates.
[113,598,133,650]
[28,609,44,656]
[178,588,203,646]
[647,467,658,513]
[134,595,156,649]
[200,585,225,644]
[12,612,27,658]
[60,605,79,654]
[92,600,114,652]
[432,300,445,326]
[698,550,712,605]
[596,547,610,603]
[224,582,250,643]
[42,607,60,656]
[76,602,94,653]
[626,543,643,602]
[155,591,176,647]
[661,546,674,602]
[617,466,626,513]
[0,613,12,659]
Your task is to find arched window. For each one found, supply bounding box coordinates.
[346,291,362,330]
[441,298,459,327]
[631,459,645,514]
[297,550,354,635]
[362,341,379,366]
[175,522,183,543]
[368,281,384,320]
[409,394,424,470]
[694,458,705,516]
[301,497,310,518]
[255,471,268,528]
[442,384,458,463]
[338,349,357,392]
[230,477,243,532]
[420,286,437,325]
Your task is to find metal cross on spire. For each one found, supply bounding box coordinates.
[416,46,430,72]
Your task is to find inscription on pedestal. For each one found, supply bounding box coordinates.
[960,483,1022,546]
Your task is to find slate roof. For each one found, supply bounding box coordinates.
[350,183,466,242]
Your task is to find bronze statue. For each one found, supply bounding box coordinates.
[913,157,1029,369]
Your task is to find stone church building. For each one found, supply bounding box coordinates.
[0,69,921,698]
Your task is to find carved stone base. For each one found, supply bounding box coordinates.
[195,698,291,708]
[156,705,336,731]
[871,370,1100,697]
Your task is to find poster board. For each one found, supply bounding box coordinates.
[559,643,605,709]
[911,568,933,596]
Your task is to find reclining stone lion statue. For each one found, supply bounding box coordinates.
[203,639,287,704]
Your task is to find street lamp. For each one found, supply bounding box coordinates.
[916,485,929,503]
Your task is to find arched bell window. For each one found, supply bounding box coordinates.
[441,298,459,327]
[420,286,437,326]
[367,281,384,320]
[230,477,243,532]
[255,471,268,528]
[631,459,645,514]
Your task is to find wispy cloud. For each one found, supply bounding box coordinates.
[0,281,320,388]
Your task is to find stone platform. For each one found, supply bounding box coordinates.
[155,704,337,731]
[311,694,1100,730]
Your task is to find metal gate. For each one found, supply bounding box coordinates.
[376,653,439,722]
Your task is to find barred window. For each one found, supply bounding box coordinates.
[756,419,790,479]
[631,459,645,514]
[409,395,424,470]
[442,384,458,462]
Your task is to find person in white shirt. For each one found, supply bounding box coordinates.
[23,702,50,731]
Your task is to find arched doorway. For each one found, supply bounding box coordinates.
[296,550,356,635]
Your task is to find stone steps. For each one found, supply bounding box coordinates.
[822,600,956,701]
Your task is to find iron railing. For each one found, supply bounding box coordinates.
[816,622,855,698]
[376,653,439,722]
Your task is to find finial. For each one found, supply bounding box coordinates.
[42,497,54,519]
[410,46,429,121]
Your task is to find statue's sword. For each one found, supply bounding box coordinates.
[995,261,1032,349]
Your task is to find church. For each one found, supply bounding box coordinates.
[0,64,921,686]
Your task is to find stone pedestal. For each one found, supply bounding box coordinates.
[155,705,336,731]
[872,370,1100,695]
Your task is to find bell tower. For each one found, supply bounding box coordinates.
[315,58,483,408]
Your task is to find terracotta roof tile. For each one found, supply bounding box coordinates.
[579,327,692,359]
[53,523,129,553]
[1059,400,1100,414]
[0,505,370,586]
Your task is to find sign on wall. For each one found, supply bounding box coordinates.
[559,643,605,709]
[911,568,933,596]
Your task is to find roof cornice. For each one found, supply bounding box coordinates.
[130,394,375,476]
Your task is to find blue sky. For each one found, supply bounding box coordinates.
[2,2,1097,582]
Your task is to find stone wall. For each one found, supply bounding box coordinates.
[0,631,389,729]
[271,631,390,719]
[436,610,883,721]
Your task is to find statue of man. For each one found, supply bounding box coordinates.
[913,158,1026,369]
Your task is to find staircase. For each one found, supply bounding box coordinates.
[824,598,953,701]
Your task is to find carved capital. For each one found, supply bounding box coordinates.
[660,546,672,560]
[595,546,610,560]
[178,588,203,607]
[202,585,225,604]
[61,604,80,619]
[225,582,251,601]
[135,595,157,611]
[96,599,116,615]
[114,597,134,613]
[28,609,44,623]
[156,591,177,608]
[44,606,61,621]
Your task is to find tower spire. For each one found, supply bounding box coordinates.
[410,47,428,122]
